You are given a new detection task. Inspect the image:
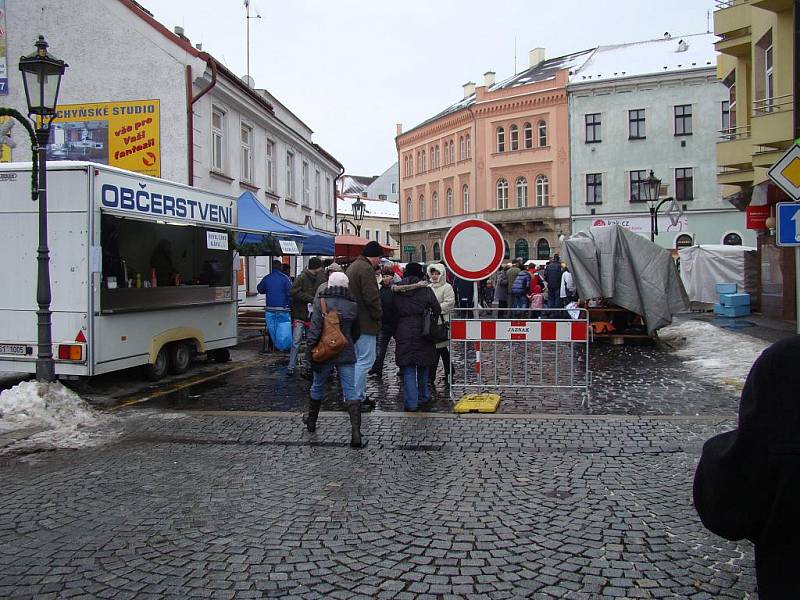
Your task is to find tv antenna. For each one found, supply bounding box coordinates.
[244,0,261,82]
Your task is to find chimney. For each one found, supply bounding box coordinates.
[462,81,476,98]
[174,25,189,42]
[396,123,403,136]
[529,47,545,68]
[195,43,202,51]
[484,70,496,87]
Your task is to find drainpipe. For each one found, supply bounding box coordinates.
[333,166,345,237]
[186,52,217,186]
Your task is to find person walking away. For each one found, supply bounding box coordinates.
[304,272,366,448]
[544,255,563,315]
[506,258,521,308]
[369,267,398,377]
[452,275,474,309]
[693,336,800,599]
[530,284,544,319]
[559,265,577,309]
[510,259,531,312]
[346,241,383,408]
[257,259,292,349]
[494,266,509,318]
[427,263,455,386]
[288,257,323,376]
[392,263,441,411]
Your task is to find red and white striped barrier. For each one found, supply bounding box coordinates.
[451,320,588,343]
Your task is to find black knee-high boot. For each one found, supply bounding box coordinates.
[303,398,322,432]
[440,348,451,384]
[346,402,366,448]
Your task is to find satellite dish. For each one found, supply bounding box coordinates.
[240,74,255,89]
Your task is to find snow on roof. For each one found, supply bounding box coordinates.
[337,196,399,219]
[570,33,717,84]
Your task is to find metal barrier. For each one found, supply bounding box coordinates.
[448,307,591,404]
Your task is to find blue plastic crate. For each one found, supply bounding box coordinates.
[720,293,751,307]
[716,304,750,318]
[715,283,738,295]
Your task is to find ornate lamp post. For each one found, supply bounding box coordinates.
[18,35,68,382]
[338,196,367,237]
[642,170,675,244]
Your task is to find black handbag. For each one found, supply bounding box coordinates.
[422,307,449,343]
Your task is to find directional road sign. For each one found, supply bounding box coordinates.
[442,219,504,281]
[768,144,800,201]
[775,202,800,247]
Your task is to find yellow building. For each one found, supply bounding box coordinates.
[714,0,796,320]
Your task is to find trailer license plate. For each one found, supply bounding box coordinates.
[0,344,30,356]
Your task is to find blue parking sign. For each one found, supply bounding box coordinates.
[776,202,800,247]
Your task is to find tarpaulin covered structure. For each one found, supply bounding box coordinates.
[678,244,758,305]
[561,225,689,334]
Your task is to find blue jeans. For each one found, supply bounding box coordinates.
[353,334,377,401]
[512,294,528,309]
[310,363,357,403]
[401,365,430,410]
[288,321,306,370]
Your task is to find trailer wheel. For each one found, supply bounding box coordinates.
[169,342,192,374]
[144,346,169,381]
[211,348,230,363]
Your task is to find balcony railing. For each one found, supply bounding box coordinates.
[719,124,751,141]
[753,93,793,115]
[715,0,742,7]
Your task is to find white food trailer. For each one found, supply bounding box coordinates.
[0,161,239,380]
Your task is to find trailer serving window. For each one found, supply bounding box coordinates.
[100,214,234,313]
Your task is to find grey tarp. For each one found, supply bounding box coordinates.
[561,225,689,334]
[678,244,758,305]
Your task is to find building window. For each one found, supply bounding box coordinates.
[497,127,505,152]
[285,150,295,199]
[510,124,519,151]
[629,169,647,202]
[326,176,331,214]
[515,176,528,208]
[504,240,510,260]
[675,167,693,201]
[420,245,427,263]
[523,122,532,149]
[537,120,548,146]
[757,30,774,111]
[721,101,730,133]
[391,182,397,193]
[240,123,253,182]
[417,151,422,172]
[723,71,736,137]
[585,113,601,143]
[674,104,692,135]
[419,195,425,220]
[676,234,693,249]
[446,188,453,215]
[466,134,471,158]
[364,228,370,240]
[432,192,439,218]
[449,140,455,164]
[406,197,413,221]
[536,238,550,260]
[723,232,743,246]
[459,136,465,160]
[496,178,509,209]
[302,161,310,206]
[515,239,529,262]
[403,156,408,177]
[314,170,321,210]
[386,231,391,246]
[433,242,441,261]
[266,139,275,191]
[211,107,225,172]
[421,150,426,172]
[586,173,602,204]
[535,175,549,206]
[443,142,449,165]
[462,184,469,213]
[629,109,646,139]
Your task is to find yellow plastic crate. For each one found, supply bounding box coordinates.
[453,393,501,414]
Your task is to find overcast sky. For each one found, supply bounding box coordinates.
[145,0,718,176]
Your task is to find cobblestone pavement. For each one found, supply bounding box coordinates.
[0,412,756,599]
[141,339,739,417]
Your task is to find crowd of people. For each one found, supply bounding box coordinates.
[257,246,580,448]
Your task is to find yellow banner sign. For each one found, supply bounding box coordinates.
[48,99,160,177]
[0,116,10,162]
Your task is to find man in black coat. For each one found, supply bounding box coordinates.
[369,268,398,377]
[694,335,800,599]
[543,254,563,314]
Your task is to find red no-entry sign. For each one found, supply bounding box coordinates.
[442,219,504,281]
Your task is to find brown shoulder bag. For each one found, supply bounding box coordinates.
[311,297,348,362]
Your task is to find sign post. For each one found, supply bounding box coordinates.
[768,145,800,334]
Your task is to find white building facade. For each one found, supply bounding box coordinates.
[568,34,755,250]
[364,162,399,202]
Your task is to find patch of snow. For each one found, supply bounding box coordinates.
[659,320,769,390]
[0,381,120,450]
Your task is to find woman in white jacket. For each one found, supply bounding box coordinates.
[427,263,455,385]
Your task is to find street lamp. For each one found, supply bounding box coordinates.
[351,197,366,236]
[19,35,68,382]
[641,170,674,244]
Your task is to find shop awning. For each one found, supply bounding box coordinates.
[235,191,307,244]
[335,235,395,258]
[299,225,335,256]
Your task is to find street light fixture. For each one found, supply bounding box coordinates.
[642,169,675,244]
[19,35,68,382]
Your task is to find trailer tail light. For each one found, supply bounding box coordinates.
[57,344,84,361]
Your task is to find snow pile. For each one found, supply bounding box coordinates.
[659,320,769,389]
[0,381,118,449]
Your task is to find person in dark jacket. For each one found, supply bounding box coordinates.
[304,272,365,448]
[288,257,323,376]
[369,268,398,377]
[257,259,291,309]
[391,262,441,411]
[543,255,563,314]
[693,336,800,599]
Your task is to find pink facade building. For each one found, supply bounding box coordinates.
[395,48,593,264]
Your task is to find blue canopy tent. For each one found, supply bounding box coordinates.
[298,225,335,256]
[236,191,306,249]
